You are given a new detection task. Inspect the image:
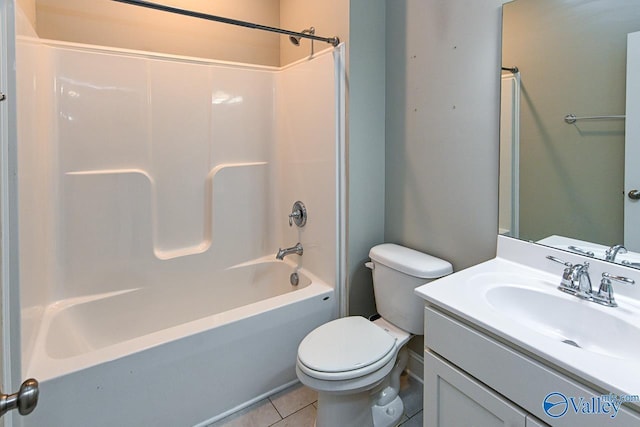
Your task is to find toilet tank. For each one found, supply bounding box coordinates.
[368,244,452,335]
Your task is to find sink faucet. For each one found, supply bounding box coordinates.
[605,244,627,262]
[547,256,591,297]
[572,263,592,299]
[547,255,636,307]
[276,242,303,260]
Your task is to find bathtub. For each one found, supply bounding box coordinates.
[23,259,335,427]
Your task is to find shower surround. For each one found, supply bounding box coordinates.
[16,36,344,426]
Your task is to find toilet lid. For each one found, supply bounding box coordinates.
[298,316,396,375]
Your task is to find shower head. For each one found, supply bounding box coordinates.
[289,27,315,46]
[289,35,301,46]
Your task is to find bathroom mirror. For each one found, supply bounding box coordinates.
[499,0,640,267]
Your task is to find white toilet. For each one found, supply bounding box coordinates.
[296,243,452,427]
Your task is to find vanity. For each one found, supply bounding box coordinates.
[415,236,640,427]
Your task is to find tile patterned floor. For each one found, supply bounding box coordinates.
[208,372,423,427]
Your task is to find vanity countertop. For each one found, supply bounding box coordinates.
[415,235,640,404]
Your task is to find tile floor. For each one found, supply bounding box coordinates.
[208,372,423,427]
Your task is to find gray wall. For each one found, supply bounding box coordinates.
[347,0,386,317]
[503,0,640,245]
[385,0,504,354]
[385,0,502,272]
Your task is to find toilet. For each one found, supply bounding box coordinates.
[296,243,452,427]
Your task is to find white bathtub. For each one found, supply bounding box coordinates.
[23,259,335,427]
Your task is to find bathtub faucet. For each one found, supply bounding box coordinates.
[276,243,303,260]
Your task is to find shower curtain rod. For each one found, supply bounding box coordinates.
[112,0,341,47]
[502,66,519,73]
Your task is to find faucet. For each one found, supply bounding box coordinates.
[546,255,591,297]
[572,263,592,299]
[605,244,627,262]
[276,242,303,260]
[547,255,636,307]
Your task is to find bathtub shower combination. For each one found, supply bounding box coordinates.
[15,34,344,426]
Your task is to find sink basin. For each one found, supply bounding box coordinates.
[484,284,640,361]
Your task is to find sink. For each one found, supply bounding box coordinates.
[415,236,640,399]
[484,284,640,361]
[415,236,640,421]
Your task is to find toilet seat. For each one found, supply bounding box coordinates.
[297,316,397,381]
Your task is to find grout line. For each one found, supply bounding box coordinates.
[267,402,316,427]
[267,397,284,420]
[269,403,306,427]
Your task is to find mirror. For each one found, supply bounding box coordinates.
[500,0,640,268]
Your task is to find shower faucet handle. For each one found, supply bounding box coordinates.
[288,211,301,226]
[288,201,307,227]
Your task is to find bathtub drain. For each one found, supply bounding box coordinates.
[290,272,299,286]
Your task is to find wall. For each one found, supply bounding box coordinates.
[34,0,280,65]
[346,0,386,317]
[31,0,356,67]
[275,51,340,289]
[17,0,36,29]
[385,0,504,350]
[385,0,502,271]
[15,38,54,366]
[503,0,640,245]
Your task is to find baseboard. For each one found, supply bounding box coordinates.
[405,349,424,384]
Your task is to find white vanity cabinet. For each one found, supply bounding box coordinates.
[425,351,535,427]
[423,306,640,427]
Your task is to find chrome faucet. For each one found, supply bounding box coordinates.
[547,255,635,307]
[572,263,592,299]
[276,242,303,260]
[605,244,627,262]
[547,256,591,297]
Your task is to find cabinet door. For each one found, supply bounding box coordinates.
[425,351,527,427]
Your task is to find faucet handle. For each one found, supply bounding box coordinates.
[594,274,616,307]
[602,272,635,286]
[288,201,307,227]
[593,273,634,307]
[546,255,572,268]
[547,256,576,292]
[288,211,301,226]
